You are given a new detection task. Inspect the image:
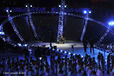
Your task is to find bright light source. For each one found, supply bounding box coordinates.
[6,9,9,12]
[9,10,12,13]
[0,32,5,35]
[39,57,42,60]
[89,11,91,14]
[64,5,67,8]
[30,5,32,7]
[108,21,114,26]
[17,43,22,47]
[81,56,83,58]
[56,49,59,52]
[68,52,71,55]
[25,5,28,7]
[59,5,61,7]
[83,10,87,14]
[24,44,27,47]
[64,51,67,54]
[73,54,75,56]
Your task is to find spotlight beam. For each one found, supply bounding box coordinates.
[7,11,24,42]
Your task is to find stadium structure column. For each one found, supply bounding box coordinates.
[6,9,24,42]
[80,13,89,41]
[0,25,5,37]
[57,0,66,42]
[97,26,110,44]
[27,5,39,40]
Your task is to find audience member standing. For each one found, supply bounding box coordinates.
[96,66,103,76]
[89,41,94,54]
[83,40,88,53]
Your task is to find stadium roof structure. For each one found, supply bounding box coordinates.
[0,0,114,46]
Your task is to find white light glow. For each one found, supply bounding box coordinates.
[0,32,5,35]
[25,5,28,7]
[24,44,27,47]
[64,5,67,8]
[30,5,32,7]
[10,10,12,12]
[83,10,87,14]
[89,11,91,14]
[73,54,75,56]
[39,57,42,60]
[6,10,9,12]
[17,43,22,47]
[59,5,61,7]
[68,52,71,55]
[108,21,114,26]
[64,51,67,54]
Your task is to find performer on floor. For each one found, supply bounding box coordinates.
[71,45,74,52]
[59,36,64,43]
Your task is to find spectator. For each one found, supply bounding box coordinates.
[96,66,103,76]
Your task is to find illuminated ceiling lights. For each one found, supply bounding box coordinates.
[108,21,114,26]
[25,4,33,7]
[83,10,91,15]
[6,9,12,13]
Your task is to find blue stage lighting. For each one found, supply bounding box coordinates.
[6,9,9,12]
[89,11,91,14]
[49,47,51,50]
[57,49,59,52]
[73,54,75,56]
[17,43,22,47]
[108,21,114,26]
[60,50,63,52]
[0,32,5,35]
[83,10,87,14]
[24,44,27,47]
[64,12,67,15]
[52,48,55,51]
[68,52,71,55]
[81,56,83,58]
[64,51,67,54]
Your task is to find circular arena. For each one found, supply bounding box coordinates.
[1,11,114,46]
[0,0,113,76]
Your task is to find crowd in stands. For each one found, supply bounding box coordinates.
[0,47,113,76]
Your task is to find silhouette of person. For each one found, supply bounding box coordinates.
[83,40,88,53]
[89,41,94,54]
